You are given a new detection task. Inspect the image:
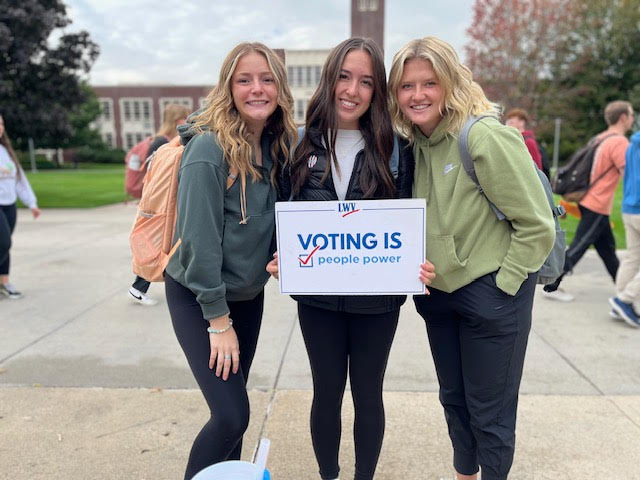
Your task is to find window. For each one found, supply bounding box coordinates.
[142,101,151,120]
[135,133,143,144]
[125,133,133,150]
[358,0,378,11]
[101,101,111,120]
[104,133,113,147]
[133,101,141,121]
[296,99,305,121]
[306,66,312,86]
[315,66,322,85]
[124,101,131,121]
[159,97,193,112]
[296,66,303,87]
[287,67,294,86]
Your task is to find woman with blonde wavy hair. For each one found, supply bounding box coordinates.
[389,37,555,480]
[163,41,296,479]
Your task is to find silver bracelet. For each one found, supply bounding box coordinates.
[207,318,233,334]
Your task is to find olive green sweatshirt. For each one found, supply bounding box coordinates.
[165,125,277,320]
[413,116,555,295]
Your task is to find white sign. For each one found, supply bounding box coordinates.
[275,199,426,295]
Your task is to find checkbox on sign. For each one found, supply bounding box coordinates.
[298,253,314,268]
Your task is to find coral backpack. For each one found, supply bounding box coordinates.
[124,137,154,199]
[129,136,183,282]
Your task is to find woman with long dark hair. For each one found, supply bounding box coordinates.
[268,37,435,480]
[0,114,40,300]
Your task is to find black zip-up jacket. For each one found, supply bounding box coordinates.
[279,128,415,314]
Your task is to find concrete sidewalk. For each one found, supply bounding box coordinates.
[1,203,639,479]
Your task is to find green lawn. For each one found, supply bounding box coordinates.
[17,163,629,248]
[556,181,626,249]
[20,165,126,208]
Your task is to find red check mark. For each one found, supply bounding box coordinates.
[342,209,360,217]
[298,245,321,265]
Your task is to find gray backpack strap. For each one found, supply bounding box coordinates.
[389,135,399,179]
[458,115,507,221]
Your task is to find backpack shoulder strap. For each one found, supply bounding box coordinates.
[458,115,506,221]
[389,135,399,179]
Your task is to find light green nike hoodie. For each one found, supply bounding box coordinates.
[413,116,555,295]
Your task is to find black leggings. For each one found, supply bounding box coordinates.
[298,303,399,480]
[165,274,264,480]
[0,203,17,275]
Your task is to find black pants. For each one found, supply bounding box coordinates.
[414,272,536,480]
[545,204,618,291]
[0,203,17,275]
[132,275,150,293]
[165,274,263,480]
[298,303,399,480]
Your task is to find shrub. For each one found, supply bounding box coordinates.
[73,146,125,164]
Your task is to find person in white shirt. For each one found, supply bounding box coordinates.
[0,114,40,299]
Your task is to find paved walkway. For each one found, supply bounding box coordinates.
[1,203,639,479]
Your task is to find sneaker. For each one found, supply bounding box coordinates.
[542,288,574,302]
[609,309,623,320]
[609,297,640,328]
[0,283,23,300]
[128,287,158,306]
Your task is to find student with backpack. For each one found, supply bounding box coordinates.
[163,42,296,480]
[266,37,434,480]
[0,114,40,300]
[127,103,190,306]
[388,37,555,480]
[543,101,634,302]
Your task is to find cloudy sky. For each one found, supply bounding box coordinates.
[63,0,475,86]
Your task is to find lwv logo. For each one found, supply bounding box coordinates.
[338,202,360,217]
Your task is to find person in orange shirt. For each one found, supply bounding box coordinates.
[543,101,634,302]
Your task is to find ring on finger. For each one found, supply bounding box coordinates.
[224,354,231,360]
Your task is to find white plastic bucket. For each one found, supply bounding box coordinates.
[191,460,269,480]
[191,438,271,480]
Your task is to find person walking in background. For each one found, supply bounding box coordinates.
[164,42,296,479]
[609,127,640,327]
[0,114,40,300]
[504,108,543,171]
[388,36,555,480]
[543,101,633,302]
[267,37,434,480]
[128,103,191,306]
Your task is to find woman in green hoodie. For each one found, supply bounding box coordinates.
[163,42,296,479]
[388,37,555,480]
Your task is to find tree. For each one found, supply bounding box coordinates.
[0,0,99,150]
[464,0,640,159]
[549,0,640,146]
[465,0,575,114]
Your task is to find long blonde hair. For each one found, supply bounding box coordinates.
[157,103,190,138]
[191,42,296,189]
[388,36,501,142]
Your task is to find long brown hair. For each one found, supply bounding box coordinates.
[0,115,22,179]
[288,37,395,199]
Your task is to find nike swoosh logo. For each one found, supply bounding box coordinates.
[130,292,142,300]
[443,164,458,175]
